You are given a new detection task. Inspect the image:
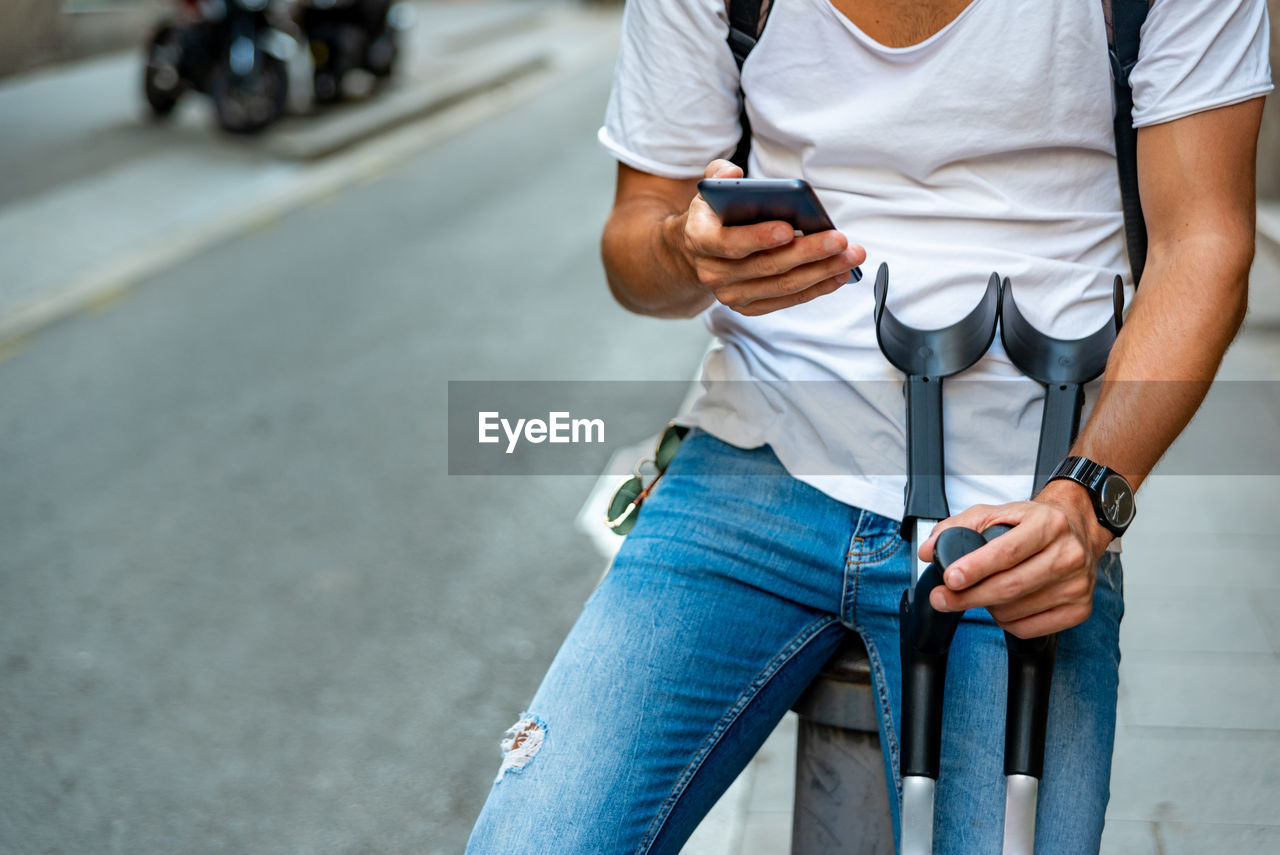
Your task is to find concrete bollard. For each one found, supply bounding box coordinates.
[789,634,896,854]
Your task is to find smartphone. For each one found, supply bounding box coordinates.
[697,178,862,282]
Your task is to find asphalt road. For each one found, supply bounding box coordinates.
[0,44,709,854]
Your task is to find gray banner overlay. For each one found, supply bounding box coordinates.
[447,380,1280,476]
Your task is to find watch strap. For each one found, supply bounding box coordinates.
[1049,456,1108,493]
[1047,456,1135,536]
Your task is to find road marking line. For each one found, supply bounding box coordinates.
[82,280,133,315]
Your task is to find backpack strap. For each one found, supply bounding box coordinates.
[726,0,773,173]
[1106,0,1152,286]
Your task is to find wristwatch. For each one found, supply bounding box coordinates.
[1047,456,1137,537]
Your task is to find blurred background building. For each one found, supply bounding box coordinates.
[1,0,165,76]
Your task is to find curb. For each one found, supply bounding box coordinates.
[262,45,550,161]
[0,57,562,351]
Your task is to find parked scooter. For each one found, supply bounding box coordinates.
[143,0,298,134]
[293,0,412,104]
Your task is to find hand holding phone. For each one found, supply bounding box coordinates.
[697,177,862,282]
[678,160,866,317]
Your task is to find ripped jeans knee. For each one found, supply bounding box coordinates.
[495,713,547,783]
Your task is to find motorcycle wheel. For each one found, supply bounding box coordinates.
[143,24,186,117]
[210,54,288,134]
[313,68,342,105]
[365,30,397,79]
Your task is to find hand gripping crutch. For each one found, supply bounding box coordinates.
[873,262,1001,855]
[993,275,1123,855]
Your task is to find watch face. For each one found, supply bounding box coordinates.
[1099,473,1136,530]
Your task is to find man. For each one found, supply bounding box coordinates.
[467,1,1271,852]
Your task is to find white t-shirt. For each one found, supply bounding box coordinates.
[599,0,1272,523]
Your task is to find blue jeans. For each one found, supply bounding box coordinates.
[467,432,1124,854]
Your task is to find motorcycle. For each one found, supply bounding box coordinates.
[293,0,412,104]
[143,0,298,134]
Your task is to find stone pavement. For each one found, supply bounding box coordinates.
[678,231,1280,855]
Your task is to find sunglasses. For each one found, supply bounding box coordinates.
[605,424,689,536]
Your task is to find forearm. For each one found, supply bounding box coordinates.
[1035,97,1264,539]
[1034,232,1254,552]
[601,193,712,319]
[1067,233,1253,491]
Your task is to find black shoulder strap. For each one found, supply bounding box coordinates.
[1106,0,1152,286]
[726,0,773,173]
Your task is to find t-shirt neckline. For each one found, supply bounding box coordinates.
[821,0,989,56]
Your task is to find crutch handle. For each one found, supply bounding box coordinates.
[899,526,987,778]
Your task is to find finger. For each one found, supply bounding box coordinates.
[922,504,1058,590]
[940,524,1049,590]
[707,223,848,268]
[996,602,1093,639]
[989,557,1095,623]
[731,273,849,316]
[987,580,1084,624]
[944,504,1081,592]
[929,550,1061,613]
[686,202,796,260]
[709,235,857,297]
[717,248,863,307]
[704,159,743,179]
[689,159,783,261]
[737,230,849,278]
[919,503,1006,562]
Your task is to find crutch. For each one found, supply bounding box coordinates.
[992,275,1123,855]
[873,262,1001,855]
[872,263,1002,583]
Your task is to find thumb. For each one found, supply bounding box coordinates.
[704,159,743,179]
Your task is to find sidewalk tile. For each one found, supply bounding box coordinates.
[1108,729,1280,825]
[1159,822,1280,855]
[1219,332,1280,380]
[680,767,752,855]
[1247,230,1280,324]
[1119,658,1280,730]
[0,153,296,315]
[1116,679,1136,727]
[1119,586,1273,653]
[1129,476,1280,536]
[737,813,791,855]
[1156,388,1280,475]
[746,715,796,815]
[1250,591,1280,654]
[1117,543,1280,589]
[1099,820,1160,855]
